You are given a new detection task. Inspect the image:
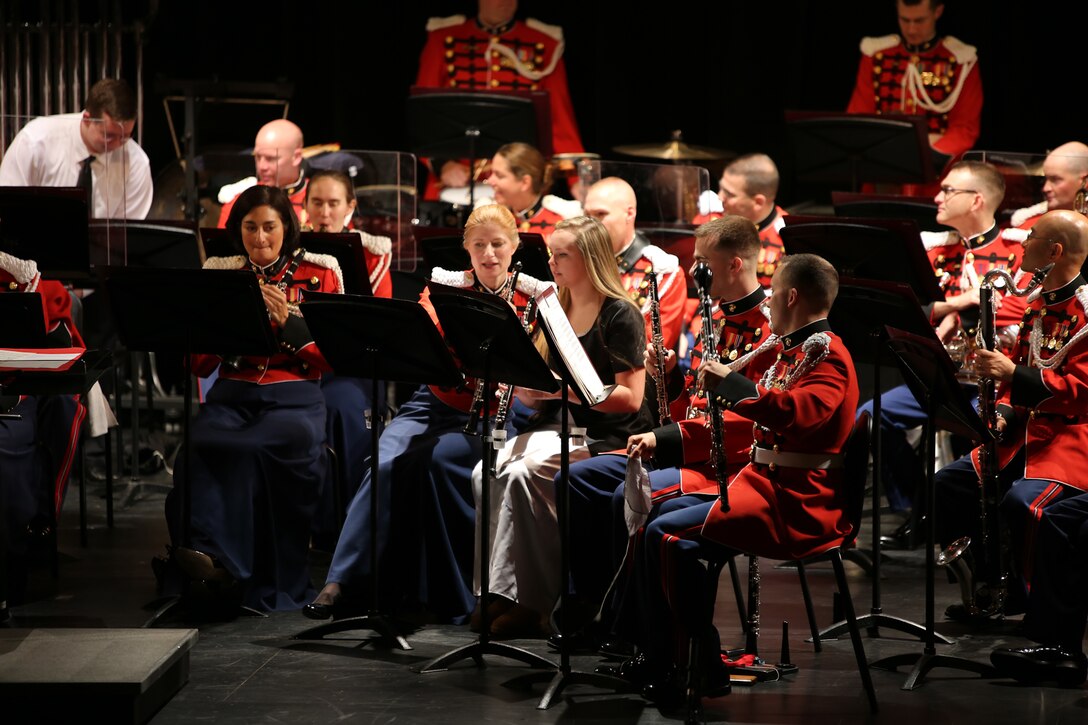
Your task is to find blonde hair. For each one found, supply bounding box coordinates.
[462,203,520,248]
[535,215,639,358]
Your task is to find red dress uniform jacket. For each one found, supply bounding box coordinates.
[755,207,787,289]
[847,34,982,158]
[653,286,776,497]
[617,234,686,350]
[512,194,581,241]
[415,15,583,154]
[699,321,860,558]
[924,225,1026,330]
[975,275,1088,492]
[194,251,342,384]
[421,267,551,414]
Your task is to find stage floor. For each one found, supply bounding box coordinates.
[5,469,1086,724]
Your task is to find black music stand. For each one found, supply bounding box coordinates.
[291,296,461,649]
[815,279,942,643]
[406,88,548,208]
[88,220,202,512]
[416,229,553,282]
[103,267,279,625]
[299,232,375,296]
[0,187,90,281]
[89,220,202,269]
[416,282,559,674]
[831,191,951,233]
[785,112,935,192]
[0,294,48,348]
[784,215,943,644]
[197,227,236,262]
[506,287,632,709]
[871,328,998,689]
[781,215,943,304]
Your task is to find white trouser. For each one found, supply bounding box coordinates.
[472,423,590,618]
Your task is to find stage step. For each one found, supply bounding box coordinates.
[0,627,197,724]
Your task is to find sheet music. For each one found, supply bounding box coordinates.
[533,286,609,405]
[0,347,82,370]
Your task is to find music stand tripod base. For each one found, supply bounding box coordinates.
[294,614,410,651]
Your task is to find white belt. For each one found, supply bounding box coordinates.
[751,446,844,470]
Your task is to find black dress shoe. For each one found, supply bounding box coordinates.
[879,518,917,550]
[699,662,732,698]
[608,653,675,690]
[302,596,338,620]
[547,629,599,654]
[598,637,636,660]
[641,677,682,707]
[991,646,1088,687]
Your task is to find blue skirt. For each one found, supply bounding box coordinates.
[327,386,492,623]
[167,378,326,612]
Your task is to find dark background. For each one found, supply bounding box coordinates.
[32,1,1088,207]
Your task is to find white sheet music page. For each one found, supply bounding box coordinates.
[533,286,608,404]
[0,348,82,370]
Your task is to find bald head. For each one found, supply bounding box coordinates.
[1023,210,1088,286]
[253,119,304,188]
[583,177,638,253]
[1042,142,1088,211]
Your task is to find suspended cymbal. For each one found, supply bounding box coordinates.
[613,130,731,161]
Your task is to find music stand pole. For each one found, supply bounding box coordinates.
[294,350,410,649]
[509,383,633,708]
[869,331,997,689]
[818,329,936,644]
[410,283,562,672]
[417,339,555,672]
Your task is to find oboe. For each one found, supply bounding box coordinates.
[692,262,729,511]
[647,268,671,425]
[464,262,523,435]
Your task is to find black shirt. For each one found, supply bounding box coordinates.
[571,296,653,452]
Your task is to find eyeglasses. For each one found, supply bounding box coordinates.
[938,186,978,198]
[1024,232,1060,247]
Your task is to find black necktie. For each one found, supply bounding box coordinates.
[77,155,95,205]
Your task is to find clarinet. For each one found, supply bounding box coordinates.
[463,262,523,435]
[692,263,729,511]
[225,248,306,370]
[490,296,537,469]
[647,268,672,425]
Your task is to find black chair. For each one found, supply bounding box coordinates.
[687,412,878,721]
